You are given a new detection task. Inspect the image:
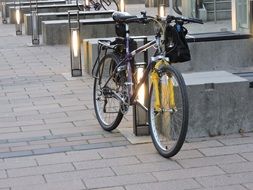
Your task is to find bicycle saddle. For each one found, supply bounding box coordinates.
[112,11,137,22]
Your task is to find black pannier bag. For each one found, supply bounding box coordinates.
[164,24,191,63]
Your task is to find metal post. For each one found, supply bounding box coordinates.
[214,0,217,23]
[133,37,149,136]
[2,1,7,24]
[31,10,39,45]
[69,11,82,77]
[250,0,253,34]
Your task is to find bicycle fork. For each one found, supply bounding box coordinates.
[150,60,176,112]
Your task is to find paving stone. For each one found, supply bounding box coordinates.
[0,170,7,179]
[199,144,253,156]
[17,112,67,121]
[0,130,51,141]
[12,179,86,190]
[219,161,253,174]
[192,185,247,190]
[243,183,253,190]
[73,156,140,170]
[11,144,50,152]
[0,175,45,189]
[36,151,101,165]
[95,187,125,190]
[72,142,112,151]
[112,161,181,175]
[66,134,103,142]
[29,138,67,145]
[85,173,157,189]
[88,137,126,144]
[49,139,88,147]
[0,127,21,134]
[45,168,115,182]
[153,166,225,181]
[178,154,246,168]
[125,179,201,190]
[240,152,253,161]
[111,140,130,147]
[0,148,10,153]
[98,144,156,159]
[0,159,37,169]
[172,149,204,160]
[218,136,253,146]
[0,151,33,159]
[8,136,45,143]
[50,127,102,136]
[195,171,253,187]
[21,122,75,132]
[0,120,44,128]
[182,140,224,150]
[32,146,73,155]
[7,163,75,177]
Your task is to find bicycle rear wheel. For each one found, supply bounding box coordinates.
[93,53,123,131]
[148,64,188,158]
[100,0,119,11]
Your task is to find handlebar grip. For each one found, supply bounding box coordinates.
[166,15,204,24]
[186,17,204,24]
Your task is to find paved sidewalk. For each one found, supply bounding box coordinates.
[0,19,252,190]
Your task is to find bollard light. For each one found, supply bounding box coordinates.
[31,11,39,45]
[119,0,125,12]
[69,11,82,77]
[2,2,7,24]
[136,66,145,105]
[158,4,166,18]
[84,0,90,10]
[15,7,22,35]
[71,29,79,57]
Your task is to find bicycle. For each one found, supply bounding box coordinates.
[76,0,119,11]
[92,11,203,158]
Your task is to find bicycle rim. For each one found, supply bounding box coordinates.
[149,65,188,158]
[93,54,123,131]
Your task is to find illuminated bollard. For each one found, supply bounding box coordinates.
[68,11,82,77]
[158,4,165,18]
[2,2,7,24]
[119,0,125,12]
[15,7,22,35]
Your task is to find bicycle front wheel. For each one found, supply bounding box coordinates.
[100,0,119,11]
[93,53,123,131]
[149,64,189,158]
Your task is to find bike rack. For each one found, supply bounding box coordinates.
[68,10,82,77]
[132,36,149,136]
[1,0,7,24]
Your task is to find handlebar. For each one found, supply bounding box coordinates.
[112,11,204,25]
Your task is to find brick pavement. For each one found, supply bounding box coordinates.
[0,15,252,190]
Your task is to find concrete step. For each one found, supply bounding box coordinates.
[235,72,253,88]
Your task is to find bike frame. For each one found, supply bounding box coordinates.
[100,22,169,110]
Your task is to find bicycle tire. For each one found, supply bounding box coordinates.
[93,53,123,131]
[100,0,119,11]
[148,63,189,158]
